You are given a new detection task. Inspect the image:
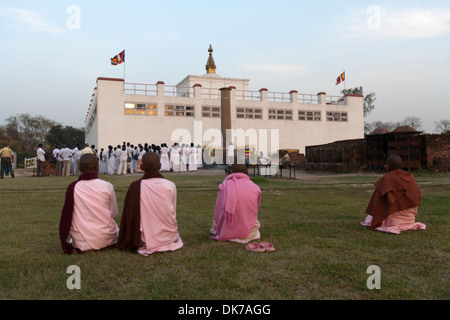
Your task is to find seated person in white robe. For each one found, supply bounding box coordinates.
[258,152,270,165]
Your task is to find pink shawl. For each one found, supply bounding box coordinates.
[211,173,260,241]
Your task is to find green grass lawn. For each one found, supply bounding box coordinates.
[0,170,448,300]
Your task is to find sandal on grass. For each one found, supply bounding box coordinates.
[260,241,275,252]
[246,242,265,253]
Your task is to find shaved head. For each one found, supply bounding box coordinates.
[141,152,161,172]
[386,155,402,170]
[231,163,248,174]
[79,154,99,173]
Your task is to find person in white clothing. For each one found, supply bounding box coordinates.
[160,143,170,172]
[118,145,128,175]
[106,145,115,175]
[53,146,62,176]
[114,145,121,173]
[188,143,197,172]
[258,151,270,165]
[180,144,187,172]
[171,143,181,172]
[72,145,82,175]
[127,142,134,174]
[132,146,139,173]
[99,148,107,174]
[59,145,73,177]
[36,144,46,177]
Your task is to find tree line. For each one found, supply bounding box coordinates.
[341,87,449,135]
[0,113,85,164]
[365,118,450,135]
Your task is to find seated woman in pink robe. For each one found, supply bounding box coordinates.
[210,162,261,243]
[117,152,183,256]
[361,155,426,235]
[59,154,119,254]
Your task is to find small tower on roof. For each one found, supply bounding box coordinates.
[205,44,216,74]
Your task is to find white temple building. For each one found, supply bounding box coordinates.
[85,45,364,157]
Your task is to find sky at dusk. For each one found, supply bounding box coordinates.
[1,0,449,133]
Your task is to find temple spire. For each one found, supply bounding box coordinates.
[205,44,216,74]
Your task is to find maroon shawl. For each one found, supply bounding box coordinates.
[59,172,98,254]
[116,172,164,251]
[365,169,421,230]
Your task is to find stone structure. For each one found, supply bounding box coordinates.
[305,127,450,172]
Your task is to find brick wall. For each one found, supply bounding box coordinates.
[420,134,450,172]
[304,134,449,173]
[305,139,367,172]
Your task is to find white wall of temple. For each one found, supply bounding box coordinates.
[86,78,364,154]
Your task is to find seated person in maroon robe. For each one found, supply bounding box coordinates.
[361,155,426,234]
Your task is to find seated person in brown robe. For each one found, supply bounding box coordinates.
[361,155,426,234]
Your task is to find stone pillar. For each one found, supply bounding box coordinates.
[193,83,202,98]
[220,87,232,165]
[259,88,268,101]
[156,81,165,97]
[289,90,298,103]
[317,92,327,105]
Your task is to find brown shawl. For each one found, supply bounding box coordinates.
[365,169,421,230]
[116,171,164,251]
[59,172,98,254]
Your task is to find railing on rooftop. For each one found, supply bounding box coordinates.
[200,87,221,100]
[325,95,344,104]
[123,82,345,105]
[268,91,291,103]
[235,90,261,101]
[298,94,319,104]
[164,85,195,97]
[124,83,157,95]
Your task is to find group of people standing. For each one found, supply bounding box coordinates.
[45,144,97,177]
[42,141,204,178]
[98,142,203,176]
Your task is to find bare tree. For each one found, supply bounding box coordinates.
[434,120,450,133]
[364,120,401,134]
[401,116,423,131]
[4,114,58,151]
